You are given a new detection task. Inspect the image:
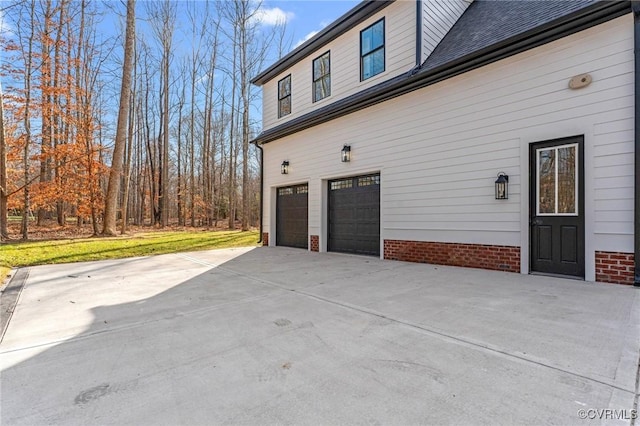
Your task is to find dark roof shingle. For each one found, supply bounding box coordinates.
[252,0,630,145]
[422,0,597,72]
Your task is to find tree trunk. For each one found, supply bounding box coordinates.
[20,0,37,240]
[240,8,250,232]
[176,71,185,227]
[53,0,67,227]
[0,82,7,241]
[103,0,136,236]
[121,81,136,234]
[227,19,238,231]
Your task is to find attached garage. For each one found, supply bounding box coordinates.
[254,1,638,286]
[276,184,308,249]
[328,174,380,256]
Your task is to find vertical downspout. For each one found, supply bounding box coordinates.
[634,1,640,286]
[415,0,422,66]
[255,141,264,244]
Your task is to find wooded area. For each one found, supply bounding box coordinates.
[0,0,287,240]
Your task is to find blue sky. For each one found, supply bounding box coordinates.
[0,0,361,129]
[0,1,360,69]
[260,1,359,50]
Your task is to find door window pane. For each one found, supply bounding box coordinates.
[558,146,576,214]
[538,149,555,214]
[537,144,579,215]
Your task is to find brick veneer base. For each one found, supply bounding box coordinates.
[595,251,634,285]
[384,240,520,273]
[310,235,319,252]
[262,232,269,246]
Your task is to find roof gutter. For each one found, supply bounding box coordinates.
[633,0,640,286]
[252,1,630,146]
[252,1,393,85]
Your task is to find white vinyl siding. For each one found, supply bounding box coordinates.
[421,0,471,63]
[262,15,633,281]
[261,0,416,130]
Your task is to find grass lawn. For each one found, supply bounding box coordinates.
[0,230,259,283]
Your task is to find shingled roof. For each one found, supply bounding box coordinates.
[252,0,630,145]
[421,0,598,73]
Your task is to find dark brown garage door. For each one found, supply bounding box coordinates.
[328,174,380,256]
[276,184,308,249]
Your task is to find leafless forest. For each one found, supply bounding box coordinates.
[0,0,290,239]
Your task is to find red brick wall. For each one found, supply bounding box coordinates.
[595,251,634,285]
[384,240,520,273]
[310,235,319,252]
[262,233,269,246]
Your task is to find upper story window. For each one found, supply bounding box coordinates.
[278,74,291,118]
[313,51,331,102]
[360,18,385,81]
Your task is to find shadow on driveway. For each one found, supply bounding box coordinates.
[1,247,639,425]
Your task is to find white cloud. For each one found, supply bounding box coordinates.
[294,30,319,48]
[0,9,13,35]
[294,18,333,48]
[254,7,294,26]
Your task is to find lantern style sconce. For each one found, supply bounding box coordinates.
[341,145,351,162]
[281,160,289,175]
[495,172,509,200]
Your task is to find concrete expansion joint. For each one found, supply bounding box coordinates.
[216,262,639,396]
[633,351,640,426]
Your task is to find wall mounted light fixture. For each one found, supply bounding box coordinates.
[281,160,289,174]
[341,145,351,162]
[495,172,509,200]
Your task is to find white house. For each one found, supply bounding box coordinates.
[251,0,639,286]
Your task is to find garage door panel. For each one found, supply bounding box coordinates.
[328,174,380,256]
[276,184,308,249]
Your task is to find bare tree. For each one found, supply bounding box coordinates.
[148,0,176,228]
[220,0,277,231]
[0,81,7,241]
[17,0,37,240]
[103,0,135,236]
[121,51,137,234]
[2,0,289,237]
[175,64,186,226]
[186,1,207,227]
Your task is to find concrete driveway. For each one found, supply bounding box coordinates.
[1,247,639,425]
